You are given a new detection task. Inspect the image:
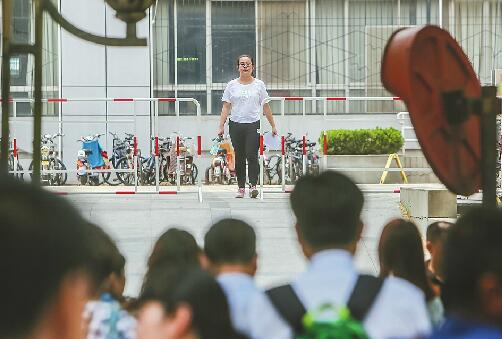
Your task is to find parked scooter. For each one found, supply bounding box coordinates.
[76,134,112,185]
[205,135,236,185]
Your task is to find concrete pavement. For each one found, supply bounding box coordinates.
[52,184,405,297]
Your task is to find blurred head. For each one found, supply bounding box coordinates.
[148,228,201,270]
[442,207,502,326]
[426,221,452,281]
[290,171,364,257]
[0,176,94,339]
[236,55,254,78]
[378,219,434,300]
[204,218,257,276]
[85,223,126,299]
[138,267,240,339]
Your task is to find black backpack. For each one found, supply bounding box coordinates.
[266,275,383,338]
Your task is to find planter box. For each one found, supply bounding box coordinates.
[320,151,440,184]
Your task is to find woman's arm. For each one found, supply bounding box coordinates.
[218,102,231,136]
[263,103,277,135]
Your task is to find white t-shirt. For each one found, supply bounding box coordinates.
[221,78,269,123]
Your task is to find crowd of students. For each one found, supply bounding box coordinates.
[1,171,502,339]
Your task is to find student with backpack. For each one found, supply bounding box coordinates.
[266,171,432,339]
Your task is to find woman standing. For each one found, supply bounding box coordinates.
[218,55,277,198]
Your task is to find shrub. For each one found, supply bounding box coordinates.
[319,127,404,155]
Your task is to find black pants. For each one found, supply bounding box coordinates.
[229,120,260,188]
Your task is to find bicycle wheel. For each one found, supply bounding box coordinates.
[54,159,68,185]
[104,163,121,186]
[16,163,24,181]
[268,155,282,184]
[9,155,24,181]
[116,157,135,186]
[189,163,198,184]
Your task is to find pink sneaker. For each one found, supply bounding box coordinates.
[235,187,245,198]
[249,186,259,198]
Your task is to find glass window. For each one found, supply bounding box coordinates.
[211,90,223,116]
[177,91,206,116]
[11,92,31,117]
[212,1,256,83]
[257,1,308,86]
[348,0,395,85]
[153,0,175,86]
[315,0,346,86]
[155,91,206,116]
[155,91,176,116]
[400,0,439,25]
[177,0,206,84]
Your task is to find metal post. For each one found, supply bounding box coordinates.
[1,0,12,174]
[13,138,18,177]
[323,131,328,172]
[197,135,202,203]
[32,0,44,185]
[260,134,264,200]
[155,136,160,191]
[176,136,180,192]
[281,135,286,192]
[303,135,307,175]
[134,136,138,191]
[481,86,498,208]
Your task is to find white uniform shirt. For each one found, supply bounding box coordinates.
[291,249,432,339]
[217,272,292,339]
[221,78,269,123]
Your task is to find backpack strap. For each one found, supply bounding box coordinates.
[265,284,306,334]
[266,275,383,334]
[347,274,384,321]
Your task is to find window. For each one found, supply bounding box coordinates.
[155,90,207,116]
[315,0,345,86]
[177,0,206,84]
[257,1,308,86]
[212,1,256,83]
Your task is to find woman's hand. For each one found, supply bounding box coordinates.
[272,126,278,136]
[218,125,225,136]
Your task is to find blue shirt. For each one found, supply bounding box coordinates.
[428,316,502,338]
[217,272,292,339]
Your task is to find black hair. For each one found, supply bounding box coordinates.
[426,221,452,243]
[236,54,254,67]
[85,223,125,292]
[204,218,256,265]
[0,176,94,338]
[378,219,435,301]
[147,228,201,269]
[442,207,502,312]
[290,171,364,248]
[142,228,201,298]
[140,266,245,339]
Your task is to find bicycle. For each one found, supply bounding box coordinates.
[29,133,67,186]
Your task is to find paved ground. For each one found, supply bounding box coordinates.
[48,184,409,297]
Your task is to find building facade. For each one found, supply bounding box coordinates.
[1,0,502,156]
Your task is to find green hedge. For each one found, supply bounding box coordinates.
[319,127,404,155]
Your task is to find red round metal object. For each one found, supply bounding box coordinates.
[381,25,481,196]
